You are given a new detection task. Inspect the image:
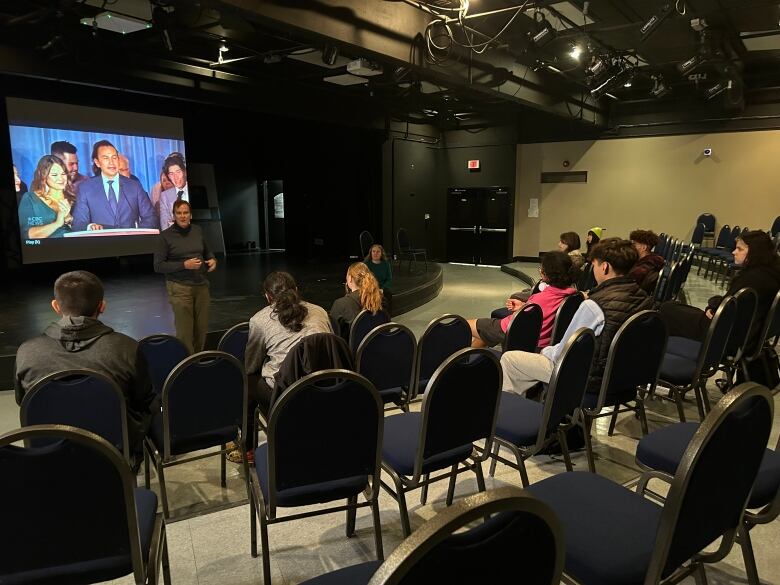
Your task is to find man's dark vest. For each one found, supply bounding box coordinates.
[586,276,653,393]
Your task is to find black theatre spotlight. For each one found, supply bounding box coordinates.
[640,3,674,41]
[530,11,556,47]
[651,75,671,98]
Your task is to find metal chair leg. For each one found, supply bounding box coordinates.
[607,405,620,436]
[391,474,412,537]
[371,489,384,561]
[582,416,596,473]
[473,459,486,492]
[558,428,573,472]
[250,492,258,558]
[739,523,761,585]
[157,461,170,519]
[419,473,429,504]
[692,562,709,585]
[637,400,649,436]
[445,464,458,506]
[260,509,272,585]
[220,443,227,488]
[346,494,357,537]
[672,388,687,423]
[488,442,499,477]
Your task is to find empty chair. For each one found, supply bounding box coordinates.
[145,351,248,518]
[217,321,250,363]
[249,369,384,585]
[414,314,471,398]
[397,227,428,272]
[528,382,773,585]
[298,487,564,585]
[715,287,758,391]
[349,308,390,355]
[20,368,130,462]
[654,296,737,422]
[771,216,780,238]
[690,222,705,246]
[741,289,780,383]
[138,334,190,395]
[698,224,731,277]
[0,425,170,585]
[359,229,374,258]
[503,303,543,352]
[488,328,595,486]
[580,311,667,472]
[550,292,585,345]
[636,421,780,585]
[356,322,417,408]
[380,348,501,536]
[697,212,716,245]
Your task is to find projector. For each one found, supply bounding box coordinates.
[347,58,383,77]
[82,0,152,34]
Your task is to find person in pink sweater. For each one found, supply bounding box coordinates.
[468,251,579,348]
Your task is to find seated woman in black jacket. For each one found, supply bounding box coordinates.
[660,230,780,350]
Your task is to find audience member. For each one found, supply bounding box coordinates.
[50,140,87,189]
[154,199,216,353]
[501,238,652,394]
[628,229,665,292]
[469,251,578,349]
[330,262,383,339]
[585,226,603,259]
[241,271,332,462]
[558,231,585,270]
[17,155,75,239]
[14,270,155,466]
[364,244,393,292]
[660,230,780,352]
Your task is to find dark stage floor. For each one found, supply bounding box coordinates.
[0,253,442,389]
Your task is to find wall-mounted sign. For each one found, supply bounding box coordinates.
[467,159,480,171]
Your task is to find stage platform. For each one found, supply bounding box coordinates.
[500,261,539,287]
[0,254,442,391]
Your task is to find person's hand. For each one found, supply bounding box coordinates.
[184,257,203,270]
[705,307,715,319]
[54,200,70,226]
[506,298,525,312]
[87,223,104,231]
[205,258,217,272]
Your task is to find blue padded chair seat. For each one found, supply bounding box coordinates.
[382,412,473,477]
[659,354,697,385]
[527,471,663,585]
[149,412,236,456]
[378,387,404,405]
[254,444,369,508]
[666,337,701,360]
[637,422,780,510]
[3,488,158,584]
[488,347,502,359]
[494,392,543,447]
[298,561,381,585]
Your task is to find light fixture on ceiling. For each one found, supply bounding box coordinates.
[705,78,732,100]
[569,44,583,61]
[623,78,632,88]
[640,3,674,41]
[651,75,671,98]
[217,42,228,64]
[530,11,556,47]
[322,44,339,66]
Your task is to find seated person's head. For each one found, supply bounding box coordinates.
[52,270,105,318]
[541,251,576,288]
[735,230,779,268]
[263,271,307,332]
[366,244,387,263]
[629,229,659,258]
[589,238,638,284]
[558,231,581,253]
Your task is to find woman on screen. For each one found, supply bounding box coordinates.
[17,155,75,239]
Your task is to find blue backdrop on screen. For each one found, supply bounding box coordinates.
[10,125,185,198]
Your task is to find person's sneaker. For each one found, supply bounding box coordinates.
[227,448,254,464]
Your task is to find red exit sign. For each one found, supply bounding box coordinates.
[467,159,480,170]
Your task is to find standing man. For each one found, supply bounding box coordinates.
[50,140,87,190]
[158,153,189,230]
[71,140,158,231]
[154,200,216,353]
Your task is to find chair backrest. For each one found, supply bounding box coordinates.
[266,370,382,515]
[536,328,596,445]
[20,369,130,460]
[349,309,390,355]
[727,225,741,250]
[360,230,374,258]
[367,487,564,585]
[744,289,780,361]
[646,383,773,583]
[416,348,501,480]
[696,213,716,233]
[356,323,417,398]
[655,233,667,255]
[577,262,595,291]
[667,253,693,302]
[0,425,148,584]
[273,332,354,401]
[138,334,189,394]
[724,288,758,360]
[217,322,250,364]
[550,293,585,345]
[714,224,731,248]
[656,261,680,304]
[415,314,472,396]
[694,296,737,381]
[588,311,667,411]
[397,227,411,251]
[771,216,780,237]
[161,350,247,458]
[691,223,705,245]
[503,303,543,352]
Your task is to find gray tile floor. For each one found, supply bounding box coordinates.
[0,264,777,584]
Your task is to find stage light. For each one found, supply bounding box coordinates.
[623,78,632,88]
[651,75,671,98]
[591,73,619,99]
[640,3,673,41]
[322,44,339,65]
[530,11,556,47]
[569,44,583,61]
[586,56,607,77]
[705,79,732,100]
[677,53,704,74]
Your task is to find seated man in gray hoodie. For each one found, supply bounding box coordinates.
[14,270,155,466]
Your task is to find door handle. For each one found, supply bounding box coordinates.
[481,228,507,233]
[449,226,477,233]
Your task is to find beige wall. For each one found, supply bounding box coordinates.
[514,130,780,257]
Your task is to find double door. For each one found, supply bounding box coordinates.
[447,187,511,265]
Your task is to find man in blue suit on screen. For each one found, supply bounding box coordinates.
[71,140,158,232]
